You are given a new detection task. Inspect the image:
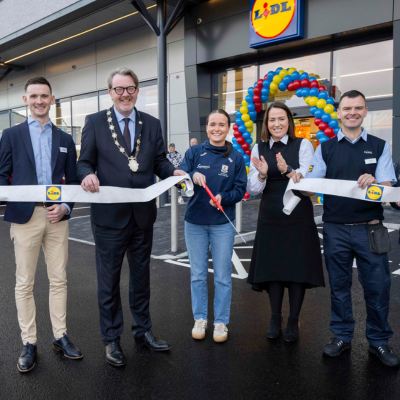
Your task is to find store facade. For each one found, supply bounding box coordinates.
[184,0,400,160]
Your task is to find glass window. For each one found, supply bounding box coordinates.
[362,109,393,152]
[72,93,98,152]
[136,84,158,118]
[0,110,10,140]
[50,98,71,136]
[260,52,331,108]
[99,90,113,110]
[214,66,258,114]
[11,106,27,126]
[332,41,393,101]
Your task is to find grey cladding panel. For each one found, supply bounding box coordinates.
[393,67,400,117]
[196,0,248,25]
[184,27,197,67]
[394,0,400,20]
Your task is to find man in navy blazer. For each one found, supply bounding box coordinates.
[77,68,185,367]
[0,77,82,373]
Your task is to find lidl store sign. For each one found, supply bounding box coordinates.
[249,0,304,48]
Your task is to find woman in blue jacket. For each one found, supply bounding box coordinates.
[180,109,247,343]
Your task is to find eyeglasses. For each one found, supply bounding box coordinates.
[112,86,137,95]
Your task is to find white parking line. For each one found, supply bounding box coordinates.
[70,215,90,220]
[69,237,95,245]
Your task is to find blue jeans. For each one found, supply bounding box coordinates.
[185,221,235,325]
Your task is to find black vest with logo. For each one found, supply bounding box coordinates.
[321,134,386,223]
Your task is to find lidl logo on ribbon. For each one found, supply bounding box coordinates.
[46,186,62,201]
[249,0,304,48]
[365,185,384,201]
[181,182,188,193]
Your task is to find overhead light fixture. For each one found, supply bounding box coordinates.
[332,68,393,79]
[4,5,157,63]
[365,94,393,99]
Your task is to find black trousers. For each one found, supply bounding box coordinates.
[92,215,153,345]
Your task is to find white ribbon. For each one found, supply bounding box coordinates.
[0,174,194,203]
[283,178,400,215]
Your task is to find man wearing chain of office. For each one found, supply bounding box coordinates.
[77,67,185,367]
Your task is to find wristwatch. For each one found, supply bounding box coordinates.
[282,165,293,176]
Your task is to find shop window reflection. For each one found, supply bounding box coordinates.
[332,41,393,101]
[260,53,331,109]
[362,109,393,152]
[11,106,27,126]
[0,110,10,140]
[136,84,158,118]
[214,67,258,114]
[50,99,71,136]
[99,90,113,110]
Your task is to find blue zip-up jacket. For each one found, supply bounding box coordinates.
[180,140,247,225]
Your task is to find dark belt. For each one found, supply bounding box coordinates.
[35,202,50,208]
[344,219,380,226]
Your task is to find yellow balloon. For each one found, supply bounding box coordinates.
[324,104,334,114]
[247,127,253,133]
[241,113,250,122]
[279,69,288,78]
[330,112,338,120]
[270,89,278,95]
[273,75,282,84]
[270,82,278,91]
[246,166,249,176]
[245,120,253,128]
[309,97,318,107]
[240,106,248,114]
[288,68,297,74]
[299,70,304,74]
[317,196,322,204]
[242,100,248,106]
[317,99,326,109]
[305,96,311,105]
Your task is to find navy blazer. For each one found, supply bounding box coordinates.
[77,107,175,229]
[0,120,79,224]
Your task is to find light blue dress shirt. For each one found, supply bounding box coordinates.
[28,116,70,214]
[306,128,396,184]
[113,107,136,152]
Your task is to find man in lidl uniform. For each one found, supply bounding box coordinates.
[0,77,82,373]
[301,90,399,367]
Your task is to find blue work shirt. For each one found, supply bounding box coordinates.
[28,116,70,213]
[114,107,136,152]
[306,128,397,183]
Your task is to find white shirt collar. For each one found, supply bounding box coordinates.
[337,128,367,143]
[269,134,288,149]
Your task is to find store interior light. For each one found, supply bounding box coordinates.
[332,68,393,79]
[365,94,393,99]
[4,5,157,64]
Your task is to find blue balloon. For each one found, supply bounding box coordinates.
[235,118,244,126]
[321,113,331,123]
[320,196,324,204]
[318,91,328,100]
[328,119,339,129]
[247,103,255,112]
[309,88,319,97]
[283,76,292,85]
[261,88,269,96]
[291,71,300,81]
[275,67,283,73]
[263,79,271,88]
[279,82,287,91]
[245,95,254,104]
[314,109,323,119]
[267,71,275,80]
[243,154,250,163]
[319,136,329,143]
[316,193,323,197]
[254,82,258,87]
[301,88,310,97]
[248,87,254,96]
[238,148,245,155]
[309,106,317,115]
[245,162,250,168]
[249,111,257,121]
[334,127,340,135]
[235,111,242,119]
[232,143,240,150]
[231,137,237,144]
[300,72,309,80]
[296,89,303,97]
[326,97,335,105]
[316,130,325,139]
[242,132,250,140]
[239,125,247,133]
[309,76,317,81]
[245,138,253,144]
[261,95,268,103]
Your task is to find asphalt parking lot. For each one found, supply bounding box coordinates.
[1,203,400,399]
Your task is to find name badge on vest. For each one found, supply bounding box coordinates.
[365,158,377,165]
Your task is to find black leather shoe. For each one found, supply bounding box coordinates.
[323,337,351,357]
[135,331,171,351]
[17,343,37,373]
[53,333,83,359]
[105,341,125,367]
[267,313,282,339]
[369,345,400,367]
[284,317,299,342]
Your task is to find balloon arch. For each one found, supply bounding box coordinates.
[233,67,338,202]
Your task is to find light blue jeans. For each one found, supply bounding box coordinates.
[185,221,235,325]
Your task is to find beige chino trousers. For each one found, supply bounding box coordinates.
[10,207,69,344]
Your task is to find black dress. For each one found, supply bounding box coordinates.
[247,138,325,292]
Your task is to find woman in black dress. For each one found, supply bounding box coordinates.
[247,102,324,342]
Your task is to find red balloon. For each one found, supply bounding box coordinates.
[264,74,269,80]
[301,79,310,88]
[244,149,252,156]
[243,192,251,200]
[233,124,239,131]
[292,80,301,90]
[318,121,329,131]
[314,118,322,126]
[253,95,261,103]
[254,102,262,110]
[287,82,294,91]
[253,87,261,96]
[324,127,335,138]
[236,136,245,145]
[319,85,327,92]
[257,79,264,88]
[310,80,319,89]
[241,143,249,151]
[233,131,241,138]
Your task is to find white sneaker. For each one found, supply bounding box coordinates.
[178,197,184,204]
[192,319,207,340]
[213,323,228,342]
